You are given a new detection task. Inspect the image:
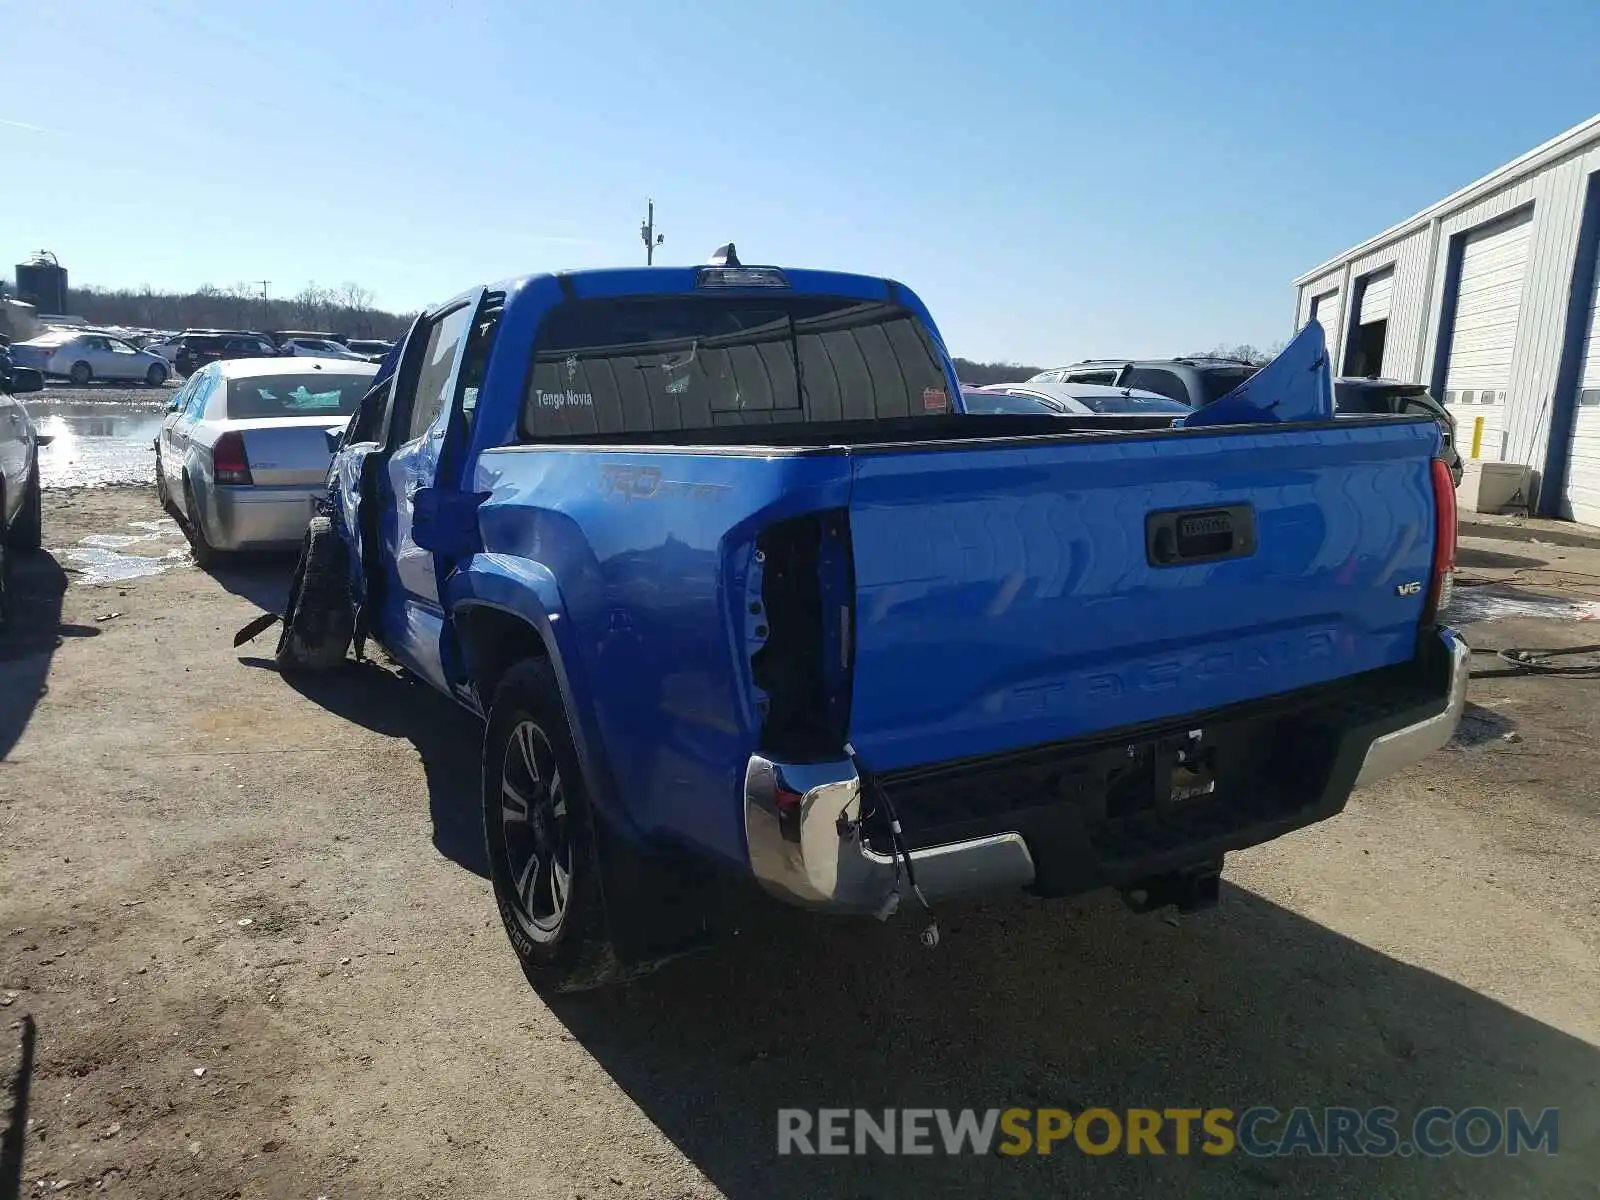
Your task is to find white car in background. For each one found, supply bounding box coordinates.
[279,337,368,361]
[11,330,172,386]
[155,357,377,564]
[962,381,1194,416]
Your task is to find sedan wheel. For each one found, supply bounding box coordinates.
[145,363,168,386]
[69,361,92,385]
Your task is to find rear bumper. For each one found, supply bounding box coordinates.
[205,485,319,550]
[743,626,1468,913]
[743,757,1037,912]
[1354,627,1469,785]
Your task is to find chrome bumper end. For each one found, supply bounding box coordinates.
[743,756,1036,913]
[1355,627,1470,787]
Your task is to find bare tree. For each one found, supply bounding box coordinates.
[1187,342,1285,365]
[289,282,332,328]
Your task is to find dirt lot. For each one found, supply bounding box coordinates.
[2,486,1597,1198]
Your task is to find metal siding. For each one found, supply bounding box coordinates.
[1308,288,1342,357]
[1559,160,1600,523]
[1330,229,1432,382]
[1295,128,1600,517]
[1503,150,1599,481]
[1298,269,1342,333]
[1294,115,1600,286]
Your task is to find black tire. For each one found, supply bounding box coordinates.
[68,361,91,385]
[484,659,626,994]
[145,362,168,387]
[274,516,353,672]
[154,453,175,516]
[5,459,42,554]
[0,495,10,635]
[182,478,219,568]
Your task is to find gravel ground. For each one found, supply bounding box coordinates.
[0,487,1597,1198]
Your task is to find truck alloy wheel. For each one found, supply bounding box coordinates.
[498,719,574,939]
[483,659,622,993]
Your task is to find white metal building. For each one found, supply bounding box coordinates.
[1292,113,1600,523]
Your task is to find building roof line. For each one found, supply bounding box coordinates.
[1293,112,1600,287]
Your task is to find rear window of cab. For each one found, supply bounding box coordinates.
[520,295,951,439]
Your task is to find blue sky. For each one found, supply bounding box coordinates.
[3,0,1597,364]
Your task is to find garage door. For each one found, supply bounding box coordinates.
[1358,270,1393,323]
[1441,211,1533,463]
[1559,234,1600,524]
[1345,269,1394,375]
[1307,289,1341,355]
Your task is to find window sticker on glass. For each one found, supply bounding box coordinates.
[922,387,949,413]
[273,386,345,410]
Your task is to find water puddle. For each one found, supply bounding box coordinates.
[60,545,189,584]
[1446,586,1600,623]
[30,399,167,488]
[80,533,156,549]
[53,517,189,585]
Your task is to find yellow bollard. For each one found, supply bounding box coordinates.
[1470,416,1484,460]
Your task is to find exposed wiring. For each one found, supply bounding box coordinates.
[1455,568,1600,592]
[844,742,940,947]
[1469,644,1600,679]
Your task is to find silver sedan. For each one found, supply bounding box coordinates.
[11,330,172,385]
[154,357,377,563]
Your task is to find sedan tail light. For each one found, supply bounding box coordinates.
[212,431,253,485]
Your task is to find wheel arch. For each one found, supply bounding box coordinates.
[447,560,638,842]
[453,601,552,710]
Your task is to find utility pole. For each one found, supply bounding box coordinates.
[640,200,664,265]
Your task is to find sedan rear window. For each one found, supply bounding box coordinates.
[226,372,374,418]
[522,295,950,439]
[963,390,1065,415]
[1079,393,1191,414]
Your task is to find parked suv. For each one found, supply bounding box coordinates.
[171,331,281,378]
[1030,358,1260,408]
[1335,377,1463,485]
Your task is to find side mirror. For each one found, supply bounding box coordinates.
[410,487,487,556]
[325,427,345,454]
[7,366,44,395]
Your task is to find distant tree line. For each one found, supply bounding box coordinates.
[1,276,1281,369]
[1,278,416,339]
[952,358,1043,386]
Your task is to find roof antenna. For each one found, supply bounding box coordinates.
[709,243,741,267]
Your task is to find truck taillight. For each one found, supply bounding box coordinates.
[212,431,253,485]
[1422,457,1456,627]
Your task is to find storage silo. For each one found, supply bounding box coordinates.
[13,250,69,315]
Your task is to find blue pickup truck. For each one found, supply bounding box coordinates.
[261,258,1467,993]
